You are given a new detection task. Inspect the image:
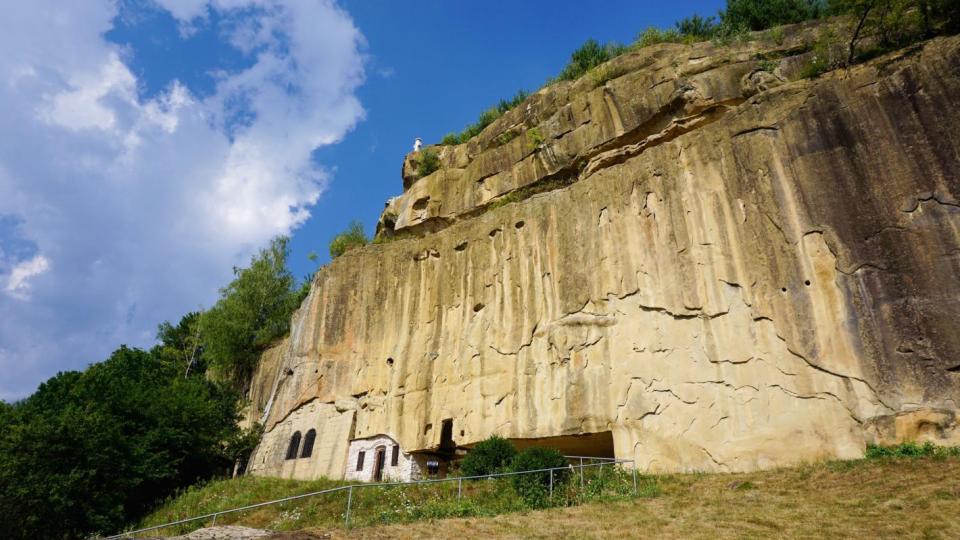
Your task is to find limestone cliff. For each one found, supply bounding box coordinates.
[246,23,960,478]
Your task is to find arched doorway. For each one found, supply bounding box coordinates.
[373,446,387,482]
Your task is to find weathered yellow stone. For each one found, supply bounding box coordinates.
[249,28,960,479]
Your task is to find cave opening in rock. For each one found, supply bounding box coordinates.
[440,419,456,453]
[505,431,615,459]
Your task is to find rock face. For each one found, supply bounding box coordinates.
[247,25,960,478]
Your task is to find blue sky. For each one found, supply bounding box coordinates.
[0,0,724,401]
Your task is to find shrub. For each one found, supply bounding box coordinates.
[525,127,544,151]
[866,442,960,459]
[497,89,530,114]
[415,148,441,177]
[766,25,787,45]
[441,132,461,145]
[329,220,368,259]
[509,447,570,508]
[556,39,629,82]
[587,63,629,87]
[460,436,517,477]
[443,89,530,146]
[797,26,843,78]
[494,130,520,146]
[637,27,686,48]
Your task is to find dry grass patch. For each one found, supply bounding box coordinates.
[340,458,960,539]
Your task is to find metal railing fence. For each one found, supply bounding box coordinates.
[104,455,637,538]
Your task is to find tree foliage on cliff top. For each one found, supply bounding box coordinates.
[439,0,959,148]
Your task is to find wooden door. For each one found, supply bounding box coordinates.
[373,447,386,482]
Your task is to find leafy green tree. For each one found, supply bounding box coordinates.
[828,0,959,62]
[721,0,826,31]
[0,346,240,539]
[329,220,369,259]
[676,14,720,38]
[460,436,517,477]
[203,236,301,386]
[154,311,205,377]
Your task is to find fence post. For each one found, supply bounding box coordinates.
[632,462,638,495]
[549,469,554,499]
[345,486,353,529]
[211,512,217,526]
[458,477,463,501]
[580,457,584,487]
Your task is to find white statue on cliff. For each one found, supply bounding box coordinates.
[413,137,422,152]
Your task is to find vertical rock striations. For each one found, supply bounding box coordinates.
[247,28,960,477]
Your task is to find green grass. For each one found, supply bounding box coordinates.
[132,464,648,537]
[865,442,960,459]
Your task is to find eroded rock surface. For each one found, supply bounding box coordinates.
[247,28,960,476]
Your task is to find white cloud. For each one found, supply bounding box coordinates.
[4,255,50,300]
[0,0,365,399]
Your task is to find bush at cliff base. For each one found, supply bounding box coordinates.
[460,436,518,477]
[509,447,570,508]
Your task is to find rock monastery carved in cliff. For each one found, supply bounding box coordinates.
[242,23,960,482]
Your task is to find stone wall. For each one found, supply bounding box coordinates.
[247,27,960,478]
[344,434,421,482]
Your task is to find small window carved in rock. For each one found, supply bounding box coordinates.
[386,357,394,366]
[285,431,302,460]
[515,221,525,229]
[300,429,316,458]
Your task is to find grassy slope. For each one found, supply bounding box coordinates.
[137,466,641,536]
[338,457,960,539]
[140,457,960,539]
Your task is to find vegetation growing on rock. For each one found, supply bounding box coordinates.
[415,148,441,177]
[329,220,369,259]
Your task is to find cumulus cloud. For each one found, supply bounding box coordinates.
[0,0,365,400]
[4,255,50,301]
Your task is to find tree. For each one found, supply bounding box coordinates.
[154,311,205,377]
[328,220,369,259]
[202,236,302,387]
[828,0,960,62]
[675,14,720,38]
[0,347,240,539]
[721,0,826,31]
